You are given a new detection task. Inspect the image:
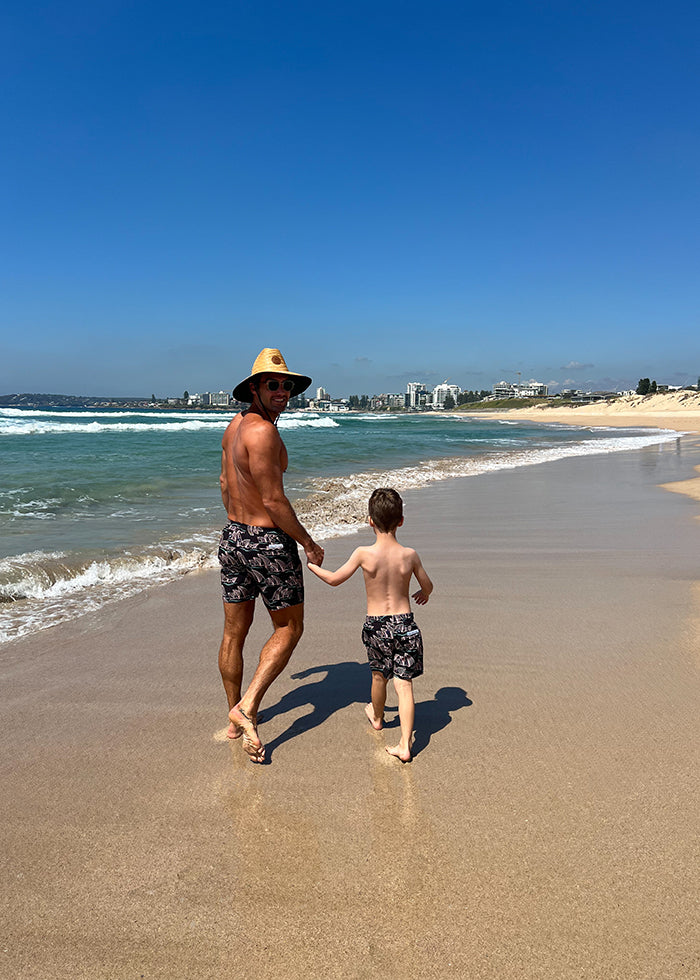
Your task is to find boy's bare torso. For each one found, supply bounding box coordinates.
[356,537,418,616]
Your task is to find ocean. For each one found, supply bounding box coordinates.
[0,405,684,644]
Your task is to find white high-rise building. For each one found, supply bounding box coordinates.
[432,381,461,408]
[206,390,231,407]
[405,382,427,409]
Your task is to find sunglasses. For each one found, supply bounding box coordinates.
[261,379,295,392]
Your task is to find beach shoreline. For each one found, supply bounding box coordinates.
[2,405,689,645]
[2,438,699,979]
[457,389,700,434]
[458,393,700,509]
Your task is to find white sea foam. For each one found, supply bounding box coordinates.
[278,416,340,429]
[0,412,340,436]
[0,407,233,421]
[0,545,217,643]
[0,419,228,436]
[350,414,403,422]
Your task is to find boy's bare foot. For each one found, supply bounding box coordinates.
[228,705,265,763]
[386,743,412,763]
[364,703,383,730]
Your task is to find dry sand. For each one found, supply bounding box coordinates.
[470,389,700,434]
[1,437,699,979]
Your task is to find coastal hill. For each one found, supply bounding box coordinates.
[0,393,149,408]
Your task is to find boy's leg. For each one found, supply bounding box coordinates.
[365,671,387,730]
[387,677,414,762]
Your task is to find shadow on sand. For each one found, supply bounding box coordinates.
[384,686,473,756]
[260,661,472,762]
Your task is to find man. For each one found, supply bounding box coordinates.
[218,348,324,763]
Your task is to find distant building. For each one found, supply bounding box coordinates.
[405,382,429,409]
[308,391,349,412]
[570,391,617,404]
[204,391,231,407]
[492,380,549,398]
[370,395,386,410]
[432,381,461,408]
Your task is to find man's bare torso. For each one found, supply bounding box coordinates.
[220,412,288,527]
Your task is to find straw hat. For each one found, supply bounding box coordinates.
[232,348,312,403]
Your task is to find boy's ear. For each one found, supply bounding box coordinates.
[398,517,404,527]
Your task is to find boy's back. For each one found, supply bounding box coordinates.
[354,537,422,616]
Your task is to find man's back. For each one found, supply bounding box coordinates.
[220,412,287,527]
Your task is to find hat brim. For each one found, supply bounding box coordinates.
[232,372,312,403]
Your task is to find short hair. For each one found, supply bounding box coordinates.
[368,487,403,532]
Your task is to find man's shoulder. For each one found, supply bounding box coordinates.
[238,412,281,445]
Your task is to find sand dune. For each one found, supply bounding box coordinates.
[470,390,700,433]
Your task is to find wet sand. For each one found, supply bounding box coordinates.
[1,438,699,979]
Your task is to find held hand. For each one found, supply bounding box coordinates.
[412,588,429,605]
[305,542,325,566]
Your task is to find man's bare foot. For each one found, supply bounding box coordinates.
[364,703,383,730]
[229,705,265,763]
[226,720,243,740]
[386,743,412,763]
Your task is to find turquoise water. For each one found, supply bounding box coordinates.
[0,405,681,643]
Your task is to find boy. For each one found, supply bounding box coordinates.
[307,487,433,762]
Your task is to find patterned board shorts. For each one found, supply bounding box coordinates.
[218,521,304,611]
[361,612,424,680]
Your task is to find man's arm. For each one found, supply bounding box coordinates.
[307,549,364,586]
[411,551,434,605]
[247,422,324,565]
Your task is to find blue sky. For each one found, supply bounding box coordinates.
[2,0,698,397]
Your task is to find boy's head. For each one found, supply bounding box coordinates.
[368,487,403,533]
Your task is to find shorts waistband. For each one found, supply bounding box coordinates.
[364,612,415,624]
[224,520,286,535]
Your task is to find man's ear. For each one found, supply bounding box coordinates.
[398,517,404,527]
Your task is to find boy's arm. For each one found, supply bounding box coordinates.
[411,551,434,605]
[307,548,364,587]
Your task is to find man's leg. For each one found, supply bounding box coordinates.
[229,602,304,761]
[386,677,415,762]
[365,671,387,730]
[218,599,255,738]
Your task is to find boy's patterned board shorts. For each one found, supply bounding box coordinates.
[361,612,424,680]
[218,520,304,611]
